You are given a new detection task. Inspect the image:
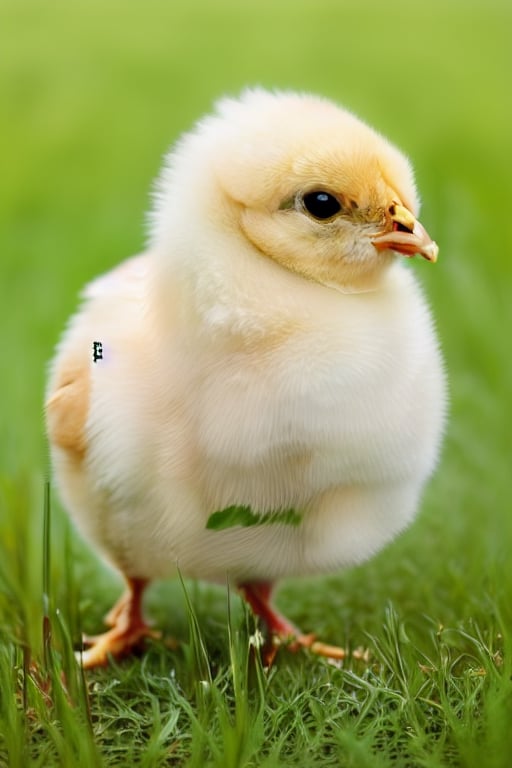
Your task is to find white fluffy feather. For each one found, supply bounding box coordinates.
[47,89,445,595]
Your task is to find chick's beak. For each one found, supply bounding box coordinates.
[371,203,439,263]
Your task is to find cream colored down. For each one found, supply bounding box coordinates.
[46,89,445,593]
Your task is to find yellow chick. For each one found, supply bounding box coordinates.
[46,89,445,668]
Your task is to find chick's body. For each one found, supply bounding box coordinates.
[46,90,445,665]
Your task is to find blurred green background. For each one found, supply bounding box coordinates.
[1,0,511,639]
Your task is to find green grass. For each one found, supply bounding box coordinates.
[1,0,512,765]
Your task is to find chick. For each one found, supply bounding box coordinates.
[46,89,445,668]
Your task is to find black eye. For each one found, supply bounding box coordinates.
[302,191,342,220]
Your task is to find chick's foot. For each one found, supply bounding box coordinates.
[78,578,159,669]
[239,581,346,664]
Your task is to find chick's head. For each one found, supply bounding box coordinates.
[156,90,437,293]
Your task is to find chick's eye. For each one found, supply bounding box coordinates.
[302,191,342,220]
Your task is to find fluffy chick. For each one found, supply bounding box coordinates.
[46,89,445,668]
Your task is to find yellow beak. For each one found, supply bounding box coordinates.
[371,203,439,263]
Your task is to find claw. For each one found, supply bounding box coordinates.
[77,623,161,669]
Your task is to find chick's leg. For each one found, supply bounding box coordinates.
[239,581,346,662]
[239,581,301,639]
[79,577,158,668]
[103,586,134,627]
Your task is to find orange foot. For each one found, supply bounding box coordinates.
[78,578,160,669]
[238,581,346,666]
